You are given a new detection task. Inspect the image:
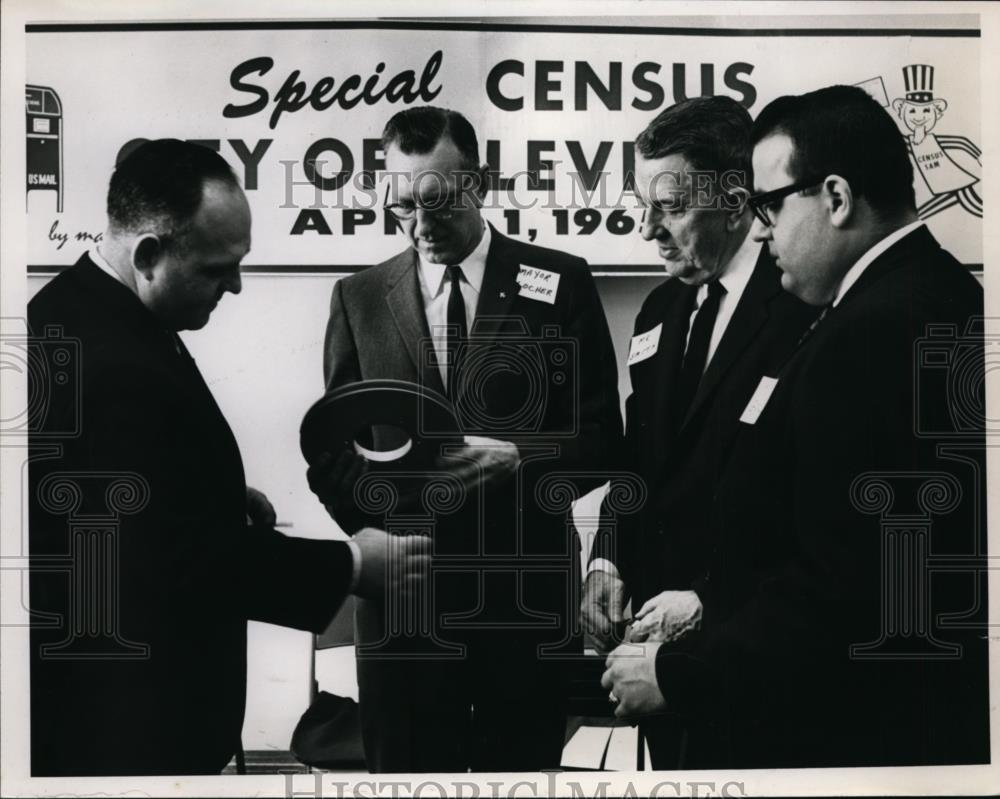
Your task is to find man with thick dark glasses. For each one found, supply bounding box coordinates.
[637,85,988,768]
[590,96,814,768]
[746,175,824,228]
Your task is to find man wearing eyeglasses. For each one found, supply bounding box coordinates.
[308,106,623,772]
[588,96,815,768]
[607,85,988,768]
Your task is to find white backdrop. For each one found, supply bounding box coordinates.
[26,20,983,271]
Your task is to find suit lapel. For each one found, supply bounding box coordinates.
[679,251,777,431]
[384,249,446,395]
[646,280,697,468]
[473,226,522,334]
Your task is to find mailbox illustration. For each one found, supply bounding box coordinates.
[26,84,63,212]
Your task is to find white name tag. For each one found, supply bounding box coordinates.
[739,376,779,425]
[516,265,560,304]
[627,323,663,366]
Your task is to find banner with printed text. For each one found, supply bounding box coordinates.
[26,20,983,273]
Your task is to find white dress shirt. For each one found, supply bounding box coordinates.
[417,222,490,387]
[832,220,925,307]
[684,233,760,368]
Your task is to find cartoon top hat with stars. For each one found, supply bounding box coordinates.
[902,64,937,104]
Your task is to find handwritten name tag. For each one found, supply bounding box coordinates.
[517,265,560,304]
[739,376,779,425]
[627,323,663,366]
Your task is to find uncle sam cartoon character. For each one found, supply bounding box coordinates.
[892,64,982,220]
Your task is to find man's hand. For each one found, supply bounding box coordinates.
[601,641,666,719]
[629,590,702,644]
[246,486,277,527]
[306,448,368,520]
[437,435,520,490]
[352,527,432,600]
[580,569,626,652]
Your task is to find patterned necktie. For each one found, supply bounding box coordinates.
[675,280,726,421]
[446,265,467,397]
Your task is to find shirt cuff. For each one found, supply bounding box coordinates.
[346,539,362,593]
[587,557,621,579]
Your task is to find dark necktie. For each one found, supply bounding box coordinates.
[774,304,833,381]
[446,265,467,397]
[675,280,726,420]
[796,303,831,348]
[166,330,189,362]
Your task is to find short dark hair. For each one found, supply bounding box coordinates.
[107,139,239,249]
[635,96,753,188]
[381,106,480,169]
[752,84,915,215]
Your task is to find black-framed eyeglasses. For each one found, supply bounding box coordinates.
[747,176,824,227]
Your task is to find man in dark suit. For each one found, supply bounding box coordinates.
[602,85,989,767]
[308,106,622,772]
[28,140,430,776]
[580,96,815,768]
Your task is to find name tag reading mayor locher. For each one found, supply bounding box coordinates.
[516,265,560,304]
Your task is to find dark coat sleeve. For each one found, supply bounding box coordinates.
[587,293,651,584]
[323,277,363,392]
[78,361,353,638]
[654,304,983,722]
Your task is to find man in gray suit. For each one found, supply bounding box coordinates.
[308,106,622,772]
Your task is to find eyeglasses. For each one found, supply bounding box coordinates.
[746,176,824,227]
[383,189,467,221]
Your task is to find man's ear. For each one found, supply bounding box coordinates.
[724,186,750,227]
[891,98,906,118]
[823,175,854,228]
[933,99,948,118]
[131,234,164,282]
[474,163,490,202]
